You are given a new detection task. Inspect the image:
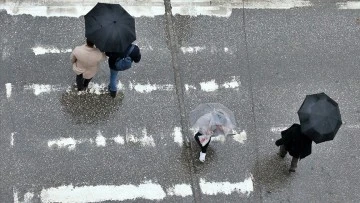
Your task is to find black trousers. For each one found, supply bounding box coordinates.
[194,132,211,153]
[76,74,92,90]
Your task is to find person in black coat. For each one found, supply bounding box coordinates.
[105,44,141,98]
[275,123,313,172]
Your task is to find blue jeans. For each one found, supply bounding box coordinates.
[109,69,119,91]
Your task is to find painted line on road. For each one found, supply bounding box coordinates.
[200,176,253,196]
[173,127,183,147]
[46,128,246,150]
[181,46,206,54]
[10,132,16,147]
[48,129,156,150]
[129,81,173,93]
[270,126,288,133]
[0,0,314,18]
[32,46,72,55]
[24,84,66,95]
[271,124,360,133]
[198,77,241,92]
[345,124,360,129]
[337,1,360,9]
[21,77,241,96]
[14,175,253,202]
[5,83,12,98]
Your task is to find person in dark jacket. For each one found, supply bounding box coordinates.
[105,44,141,98]
[275,123,313,172]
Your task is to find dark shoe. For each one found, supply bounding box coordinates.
[289,168,296,172]
[110,90,117,98]
[77,87,85,91]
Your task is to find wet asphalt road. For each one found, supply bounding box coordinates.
[1,0,360,202]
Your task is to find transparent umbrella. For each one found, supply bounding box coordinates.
[189,103,236,136]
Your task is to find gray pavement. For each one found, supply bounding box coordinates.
[1,0,360,202]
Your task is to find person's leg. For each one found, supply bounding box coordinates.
[83,78,92,89]
[109,69,119,91]
[289,157,299,172]
[279,145,287,158]
[201,137,211,153]
[109,69,119,98]
[194,132,210,162]
[76,74,85,91]
[194,132,203,148]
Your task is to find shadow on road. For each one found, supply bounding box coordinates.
[252,153,294,193]
[60,88,124,124]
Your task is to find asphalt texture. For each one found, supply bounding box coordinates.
[1,0,360,202]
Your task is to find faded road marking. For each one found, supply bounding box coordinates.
[32,46,72,55]
[0,0,314,18]
[5,83,12,98]
[337,1,360,9]
[200,176,254,196]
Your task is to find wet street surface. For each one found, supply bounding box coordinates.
[0,0,360,202]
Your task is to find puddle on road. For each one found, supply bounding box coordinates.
[60,88,124,124]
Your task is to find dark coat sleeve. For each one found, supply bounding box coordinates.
[105,52,124,69]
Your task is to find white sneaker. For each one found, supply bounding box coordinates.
[199,152,206,162]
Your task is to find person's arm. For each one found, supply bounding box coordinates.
[70,51,77,63]
[275,138,284,146]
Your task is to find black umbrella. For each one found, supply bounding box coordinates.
[297,92,342,144]
[85,3,136,52]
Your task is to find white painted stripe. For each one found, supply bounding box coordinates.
[0,0,313,18]
[166,184,193,197]
[232,130,247,144]
[337,1,360,9]
[270,127,288,133]
[48,128,158,150]
[243,0,312,9]
[112,135,125,145]
[24,78,240,96]
[10,132,16,147]
[96,131,106,147]
[199,176,253,196]
[181,46,206,54]
[24,84,64,95]
[185,84,196,91]
[13,188,18,203]
[5,83,12,98]
[48,137,77,150]
[211,134,226,143]
[200,80,219,92]
[126,128,156,147]
[39,182,167,203]
[346,124,360,129]
[0,3,165,17]
[32,46,72,55]
[173,127,183,147]
[17,182,193,202]
[129,81,174,93]
[222,76,241,89]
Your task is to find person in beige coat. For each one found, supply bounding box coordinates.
[70,39,107,91]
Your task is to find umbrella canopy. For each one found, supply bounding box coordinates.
[189,103,236,135]
[85,3,136,52]
[297,92,342,144]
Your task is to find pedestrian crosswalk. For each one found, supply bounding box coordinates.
[13,176,253,202]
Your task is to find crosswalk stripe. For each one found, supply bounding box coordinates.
[5,83,12,98]
[13,176,253,202]
[0,0,316,18]
[337,1,360,9]
[3,77,242,97]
